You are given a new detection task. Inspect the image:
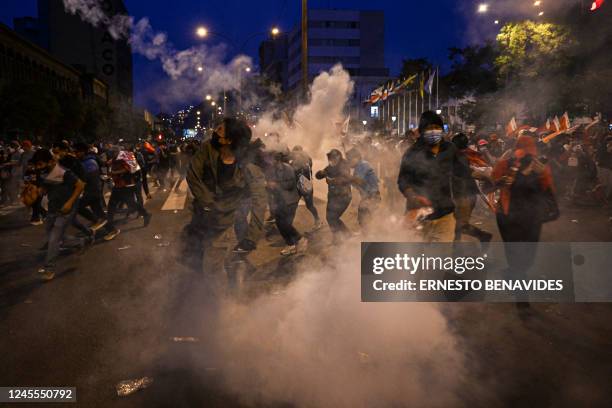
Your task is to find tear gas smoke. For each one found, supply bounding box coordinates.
[213,218,468,408]
[62,0,252,107]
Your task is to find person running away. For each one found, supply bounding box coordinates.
[346,147,380,231]
[182,117,267,274]
[102,148,152,241]
[267,150,308,256]
[316,149,353,242]
[397,111,457,243]
[290,145,321,231]
[31,149,89,281]
[74,143,107,233]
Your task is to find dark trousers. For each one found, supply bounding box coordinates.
[141,170,150,196]
[357,193,381,229]
[454,195,490,241]
[299,190,319,222]
[106,186,148,230]
[78,193,105,223]
[181,210,229,274]
[273,202,301,245]
[31,196,47,221]
[326,194,351,235]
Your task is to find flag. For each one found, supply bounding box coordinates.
[397,74,417,91]
[545,118,551,130]
[553,116,561,132]
[506,117,517,137]
[425,69,436,95]
[591,0,605,11]
[419,73,425,98]
[368,86,383,104]
[388,81,397,97]
[560,112,571,131]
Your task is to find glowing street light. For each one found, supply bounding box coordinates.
[205,94,212,101]
[196,26,208,38]
[436,109,443,115]
[245,67,251,73]
[494,20,499,24]
[211,101,216,106]
[538,11,544,16]
[271,27,280,36]
[197,66,203,72]
[477,3,489,13]
[197,111,201,115]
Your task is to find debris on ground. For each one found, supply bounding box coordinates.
[156,242,171,247]
[20,243,32,247]
[24,299,33,304]
[118,246,132,251]
[571,219,579,224]
[170,336,200,343]
[358,351,371,363]
[154,234,162,240]
[116,377,153,397]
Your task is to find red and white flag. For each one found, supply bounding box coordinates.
[560,112,571,131]
[591,0,605,11]
[545,118,551,130]
[553,116,561,132]
[505,117,517,137]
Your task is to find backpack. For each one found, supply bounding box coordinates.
[297,174,313,195]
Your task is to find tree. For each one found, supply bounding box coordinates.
[399,58,433,79]
[495,21,574,82]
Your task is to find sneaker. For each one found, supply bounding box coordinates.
[143,213,152,227]
[30,219,44,226]
[280,245,297,256]
[38,266,55,281]
[104,229,121,241]
[233,239,256,254]
[296,237,309,254]
[90,219,107,232]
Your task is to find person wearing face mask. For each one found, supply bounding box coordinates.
[182,117,267,275]
[397,111,458,242]
[31,149,88,281]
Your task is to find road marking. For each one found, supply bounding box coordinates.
[161,179,188,211]
[0,203,23,217]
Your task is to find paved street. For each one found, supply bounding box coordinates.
[1,178,612,407]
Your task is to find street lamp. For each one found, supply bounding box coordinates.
[205,94,212,101]
[197,66,203,72]
[477,3,489,13]
[494,20,499,24]
[391,116,397,122]
[534,1,542,6]
[271,27,280,36]
[245,67,251,73]
[211,101,216,106]
[538,11,544,16]
[436,109,442,115]
[196,26,208,38]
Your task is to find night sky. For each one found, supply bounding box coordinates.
[1,0,470,111]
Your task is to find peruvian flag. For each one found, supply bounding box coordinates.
[560,112,571,130]
[545,118,551,130]
[553,116,561,132]
[591,0,605,11]
[506,117,517,137]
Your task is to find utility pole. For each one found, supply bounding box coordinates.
[301,0,308,98]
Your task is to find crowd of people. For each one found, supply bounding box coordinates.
[0,138,200,280]
[1,111,610,286]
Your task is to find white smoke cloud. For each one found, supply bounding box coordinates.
[62,0,252,106]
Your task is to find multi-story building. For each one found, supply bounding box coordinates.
[37,0,133,105]
[267,9,389,119]
[0,23,107,101]
[259,33,289,92]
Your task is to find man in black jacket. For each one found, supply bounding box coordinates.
[316,149,352,241]
[397,111,457,242]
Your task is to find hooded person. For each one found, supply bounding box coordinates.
[316,148,353,241]
[397,111,457,242]
[182,117,267,275]
[491,135,558,310]
[346,147,380,231]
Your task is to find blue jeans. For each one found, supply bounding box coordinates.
[44,207,84,266]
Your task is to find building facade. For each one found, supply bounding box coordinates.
[37,0,133,105]
[280,9,389,118]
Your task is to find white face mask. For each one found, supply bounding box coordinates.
[423,130,443,145]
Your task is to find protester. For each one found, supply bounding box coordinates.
[346,147,380,231]
[74,143,107,232]
[102,147,152,241]
[31,149,89,281]
[182,117,267,275]
[316,149,353,242]
[290,145,321,231]
[397,111,457,243]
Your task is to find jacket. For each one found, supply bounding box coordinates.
[267,162,300,206]
[187,141,267,242]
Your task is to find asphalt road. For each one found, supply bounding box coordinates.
[1,179,611,407]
